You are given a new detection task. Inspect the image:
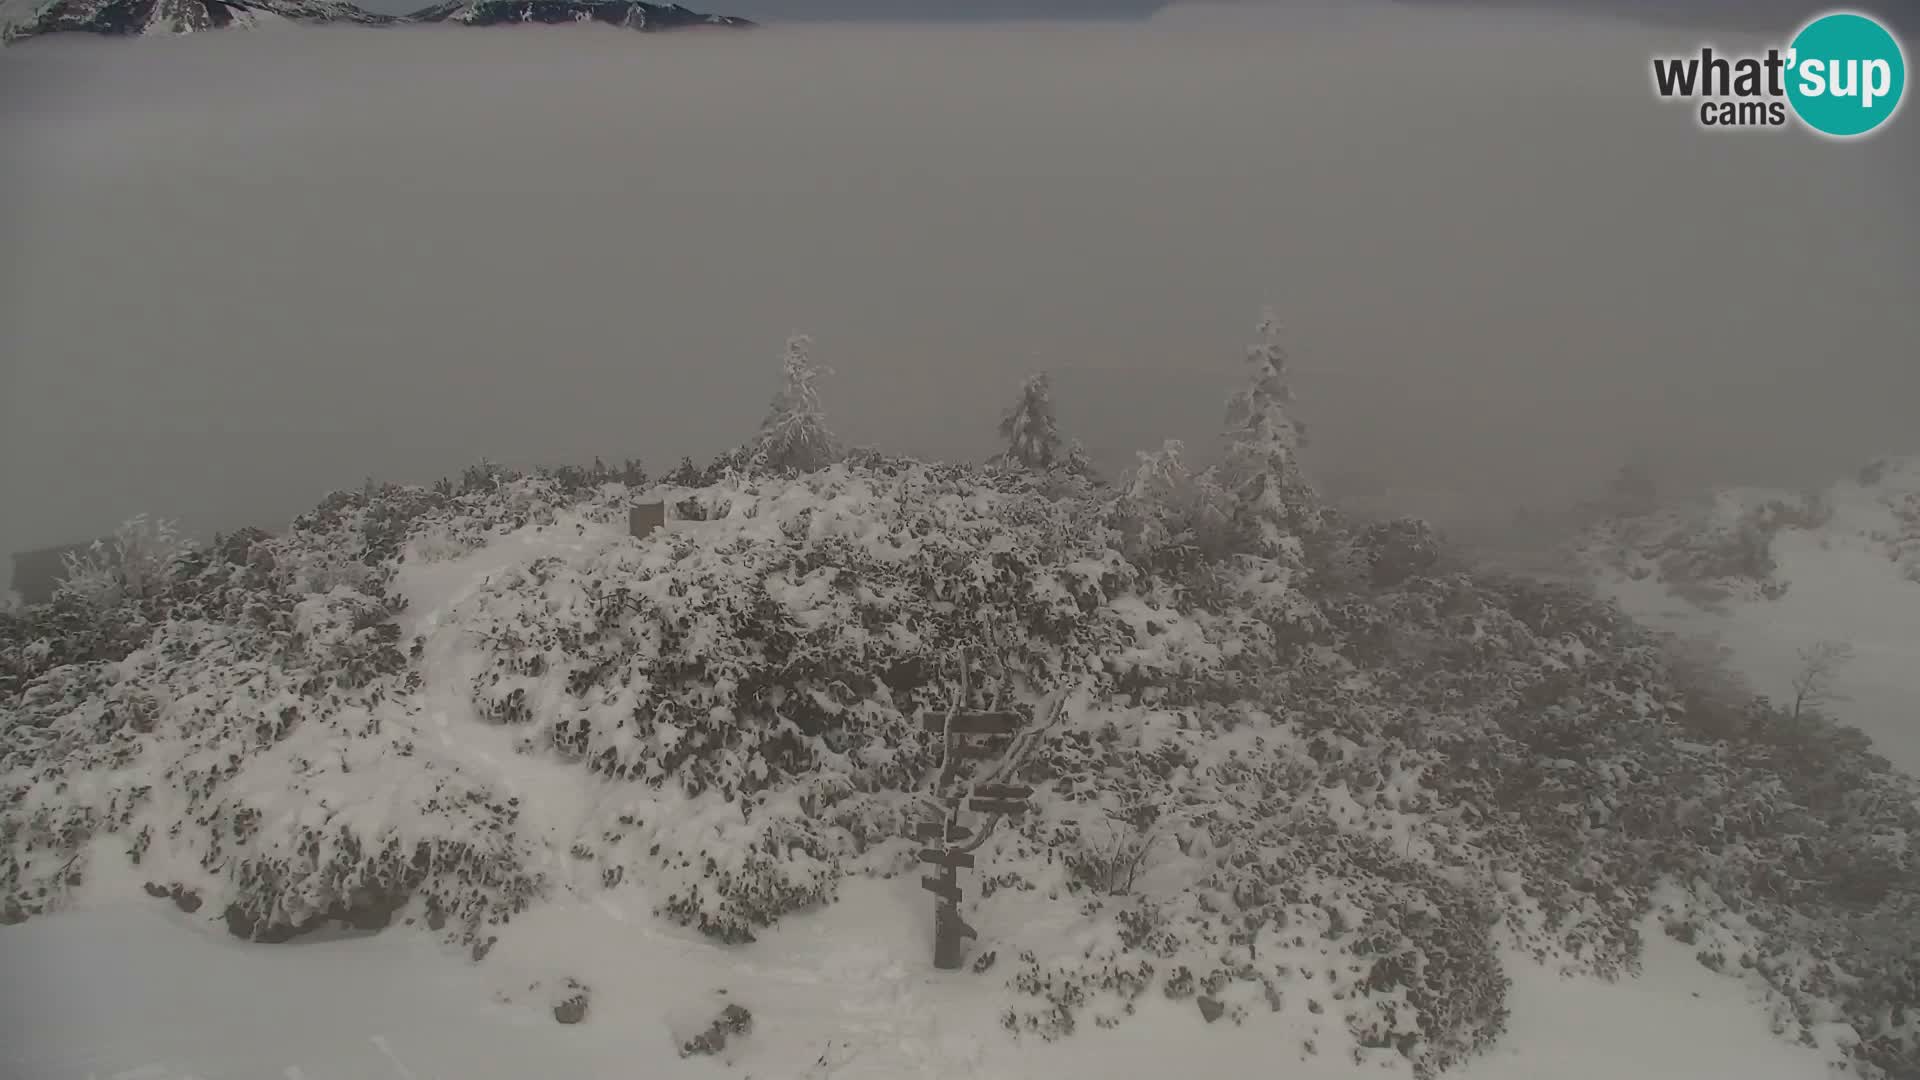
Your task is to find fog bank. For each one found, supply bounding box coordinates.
[2,12,1915,561]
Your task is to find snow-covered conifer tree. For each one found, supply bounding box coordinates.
[997,372,1063,471]
[752,334,839,474]
[1222,308,1321,551]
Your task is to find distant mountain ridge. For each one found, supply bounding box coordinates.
[2,0,748,40]
[4,0,387,37]
[407,0,748,27]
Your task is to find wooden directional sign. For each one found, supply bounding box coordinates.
[922,711,1023,736]
[968,797,1030,816]
[915,822,973,842]
[921,875,962,903]
[973,783,1033,801]
[918,848,975,869]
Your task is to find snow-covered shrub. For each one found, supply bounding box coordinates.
[0,599,151,703]
[4,432,1916,1077]
[1577,487,1833,606]
[1347,518,1444,588]
[540,456,646,496]
[2,611,543,941]
[1859,459,1920,582]
[1000,704,1509,1075]
[0,466,604,942]
[56,515,192,613]
[655,812,842,942]
[457,464,1152,937]
[464,464,1133,787]
[1113,440,1242,574]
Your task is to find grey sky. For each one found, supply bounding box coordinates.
[2,5,1916,566]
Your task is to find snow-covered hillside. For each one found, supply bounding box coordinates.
[1586,457,1920,776]
[3,398,1916,1078]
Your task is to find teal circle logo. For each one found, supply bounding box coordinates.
[1786,11,1906,137]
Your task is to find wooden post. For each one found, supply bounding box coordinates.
[629,501,665,537]
[932,875,968,970]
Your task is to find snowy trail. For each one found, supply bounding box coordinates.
[390,514,641,895]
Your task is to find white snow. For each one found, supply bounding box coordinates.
[0,875,1828,1080]
[1600,466,1920,776]
[7,471,1905,1079]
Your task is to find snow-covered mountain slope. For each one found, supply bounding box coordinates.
[4,457,1916,1077]
[407,0,751,29]
[1586,456,1920,775]
[1,0,746,40]
[2,0,391,38]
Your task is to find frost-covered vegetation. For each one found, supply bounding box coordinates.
[1575,456,1920,610]
[3,327,1917,1077]
[1576,488,1829,607]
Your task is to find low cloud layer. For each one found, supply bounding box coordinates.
[1,11,1915,562]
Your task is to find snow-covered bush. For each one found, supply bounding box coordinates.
[57,515,192,612]
[1856,458,1920,582]
[2,613,542,940]
[997,703,1510,1075]
[1576,488,1833,606]
[3,386,1916,1076]
[1113,440,1241,574]
[457,464,1145,938]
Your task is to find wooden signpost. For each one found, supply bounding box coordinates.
[918,709,1035,970]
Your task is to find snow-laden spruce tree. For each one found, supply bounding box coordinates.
[1222,308,1321,552]
[997,372,1063,471]
[751,334,839,474]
